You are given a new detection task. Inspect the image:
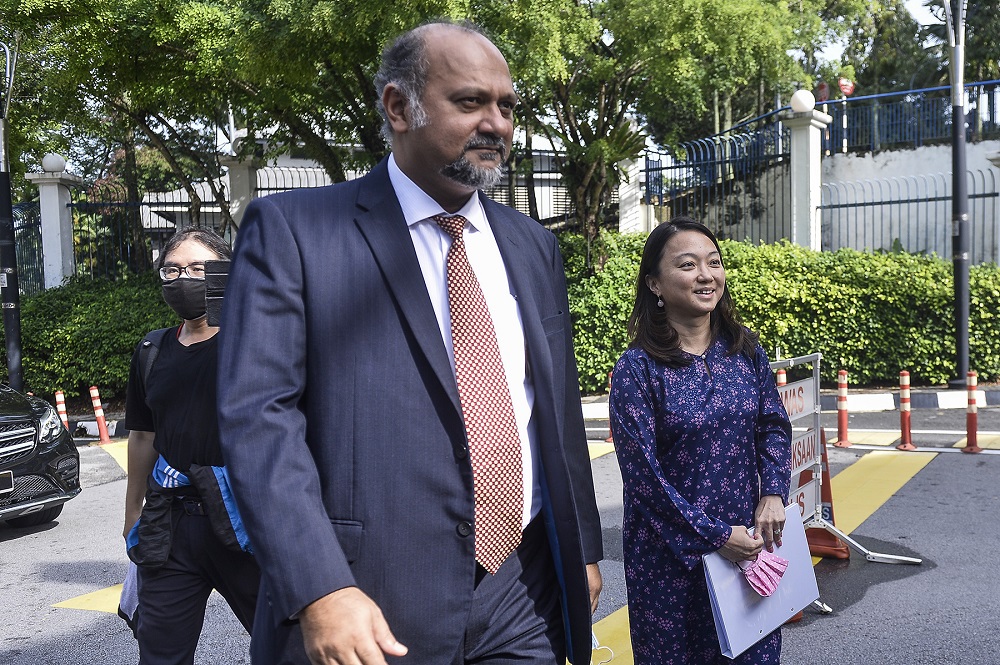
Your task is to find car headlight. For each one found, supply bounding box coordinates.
[30,398,66,445]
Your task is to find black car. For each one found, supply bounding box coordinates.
[0,386,81,528]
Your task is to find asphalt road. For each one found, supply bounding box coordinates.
[3,405,998,664]
[0,446,250,665]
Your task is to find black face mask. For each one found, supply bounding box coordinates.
[162,278,207,321]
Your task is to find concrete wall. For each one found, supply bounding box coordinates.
[822,140,1000,183]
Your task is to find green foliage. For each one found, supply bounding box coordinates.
[561,231,647,393]
[725,241,955,385]
[0,272,175,399]
[842,0,944,95]
[562,233,1000,394]
[7,238,1000,399]
[970,263,1000,380]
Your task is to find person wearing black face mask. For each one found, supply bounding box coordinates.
[122,228,260,665]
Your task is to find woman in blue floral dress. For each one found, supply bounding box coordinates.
[610,217,792,664]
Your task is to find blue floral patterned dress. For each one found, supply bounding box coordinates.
[610,338,792,664]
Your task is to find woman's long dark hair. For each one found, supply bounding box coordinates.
[627,217,757,367]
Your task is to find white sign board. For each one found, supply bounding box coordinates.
[778,378,815,422]
[790,429,822,476]
[790,478,818,523]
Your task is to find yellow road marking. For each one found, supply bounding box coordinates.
[593,606,634,661]
[99,439,129,472]
[53,583,123,614]
[51,440,128,615]
[952,434,1000,450]
[593,447,936,663]
[589,442,615,460]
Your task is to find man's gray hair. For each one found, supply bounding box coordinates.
[373,21,487,147]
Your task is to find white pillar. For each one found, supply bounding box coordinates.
[781,108,832,251]
[26,160,85,289]
[220,156,259,229]
[618,157,644,233]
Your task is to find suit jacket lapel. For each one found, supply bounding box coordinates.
[353,162,461,413]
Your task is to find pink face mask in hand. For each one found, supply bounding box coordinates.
[737,548,789,597]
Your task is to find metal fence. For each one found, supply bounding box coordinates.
[252,155,579,229]
[68,181,231,280]
[486,150,579,228]
[641,80,1000,251]
[11,202,43,296]
[644,125,792,243]
[57,151,579,282]
[821,169,1000,263]
[820,80,1000,154]
[255,166,337,195]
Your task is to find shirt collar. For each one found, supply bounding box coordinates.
[388,154,488,233]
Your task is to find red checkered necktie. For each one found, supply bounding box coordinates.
[433,214,523,574]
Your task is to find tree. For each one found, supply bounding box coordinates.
[842,0,944,95]
[5,0,881,276]
[923,0,1000,83]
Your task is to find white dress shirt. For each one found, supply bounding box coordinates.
[388,155,540,528]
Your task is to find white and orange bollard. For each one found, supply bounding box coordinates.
[775,368,787,387]
[89,385,112,444]
[896,371,916,451]
[962,371,982,454]
[833,369,852,448]
[54,390,70,431]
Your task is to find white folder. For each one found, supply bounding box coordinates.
[702,503,819,659]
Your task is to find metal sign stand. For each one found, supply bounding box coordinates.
[771,353,921,612]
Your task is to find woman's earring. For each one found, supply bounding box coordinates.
[657,297,664,308]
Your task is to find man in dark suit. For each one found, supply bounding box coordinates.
[217,20,603,665]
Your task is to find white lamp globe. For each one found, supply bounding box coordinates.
[790,90,816,113]
[41,153,66,173]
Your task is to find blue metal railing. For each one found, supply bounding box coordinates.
[694,80,1000,156]
[819,81,999,154]
[644,124,791,243]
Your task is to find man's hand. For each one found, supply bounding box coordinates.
[586,563,603,614]
[299,587,408,665]
[718,525,763,563]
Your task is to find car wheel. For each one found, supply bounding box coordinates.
[5,504,64,528]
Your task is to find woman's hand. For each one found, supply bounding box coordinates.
[123,430,157,540]
[754,494,786,551]
[718,526,763,563]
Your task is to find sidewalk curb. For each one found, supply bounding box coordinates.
[581,388,1000,418]
[818,389,1000,412]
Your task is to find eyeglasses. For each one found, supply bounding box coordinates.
[159,263,206,281]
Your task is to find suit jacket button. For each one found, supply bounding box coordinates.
[455,446,468,460]
[457,521,473,537]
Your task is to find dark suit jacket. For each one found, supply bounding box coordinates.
[217,159,603,663]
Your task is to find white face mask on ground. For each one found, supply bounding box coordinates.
[592,631,614,664]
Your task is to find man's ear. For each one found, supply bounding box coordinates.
[382,84,411,134]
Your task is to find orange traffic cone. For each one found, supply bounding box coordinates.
[803,429,850,559]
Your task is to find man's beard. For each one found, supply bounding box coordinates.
[440,135,508,190]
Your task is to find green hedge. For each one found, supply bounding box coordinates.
[1,272,175,399]
[4,235,999,399]
[563,233,1000,394]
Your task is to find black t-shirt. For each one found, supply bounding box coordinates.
[124,327,224,470]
